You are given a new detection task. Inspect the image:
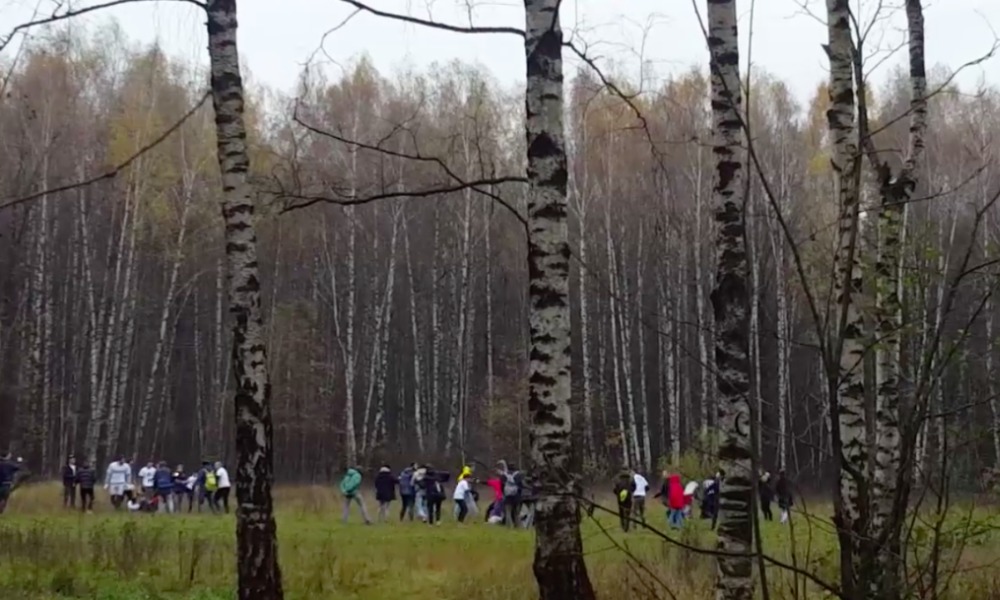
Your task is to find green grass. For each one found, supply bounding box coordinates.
[2,483,999,599]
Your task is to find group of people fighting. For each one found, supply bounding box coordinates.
[613,468,794,532]
[338,459,537,527]
[60,454,233,514]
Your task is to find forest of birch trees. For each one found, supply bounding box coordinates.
[1,16,999,493]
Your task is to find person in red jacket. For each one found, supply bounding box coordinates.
[655,472,687,529]
[484,476,504,523]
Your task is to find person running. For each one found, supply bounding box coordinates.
[483,474,504,524]
[214,462,232,513]
[683,479,699,517]
[154,461,175,513]
[454,465,479,520]
[398,463,416,522]
[631,468,649,524]
[173,465,194,513]
[76,460,97,512]
[759,471,774,521]
[614,470,636,532]
[138,461,157,498]
[413,465,428,522]
[453,473,471,524]
[61,455,78,509]
[423,466,449,526]
[105,455,132,510]
[519,474,538,529]
[197,461,218,513]
[775,470,793,524]
[655,472,686,529]
[339,465,371,524]
[374,464,397,523]
[500,462,523,528]
[0,453,23,514]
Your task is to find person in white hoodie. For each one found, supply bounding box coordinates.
[105,455,132,509]
[214,462,232,513]
[630,468,649,524]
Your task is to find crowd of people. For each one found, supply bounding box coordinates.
[60,454,233,514]
[2,451,794,530]
[339,459,539,527]
[612,468,794,532]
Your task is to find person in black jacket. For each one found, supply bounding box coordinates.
[613,470,636,532]
[62,455,78,509]
[758,471,774,521]
[422,466,449,526]
[775,470,793,524]
[76,460,97,512]
[374,465,397,523]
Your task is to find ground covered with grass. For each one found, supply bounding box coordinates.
[2,483,1000,599]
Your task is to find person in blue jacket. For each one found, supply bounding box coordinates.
[398,463,416,522]
[154,461,175,513]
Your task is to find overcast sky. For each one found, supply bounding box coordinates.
[2,0,998,104]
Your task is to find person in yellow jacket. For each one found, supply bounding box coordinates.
[454,465,479,520]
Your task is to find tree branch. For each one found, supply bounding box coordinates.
[335,0,524,36]
[0,90,211,212]
[0,0,207,54]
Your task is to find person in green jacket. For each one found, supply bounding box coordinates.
[339,465,371,524]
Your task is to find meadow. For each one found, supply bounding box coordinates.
[2,483,999,599]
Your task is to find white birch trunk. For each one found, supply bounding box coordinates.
[523,2,595,595]
[706,2,753,596]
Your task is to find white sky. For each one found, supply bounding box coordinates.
[2,0,999,105]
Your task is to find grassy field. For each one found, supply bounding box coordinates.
[2,483,999,599]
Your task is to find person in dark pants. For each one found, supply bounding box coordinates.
[501,463,523,528]
[61,455,77,508]
[613,470,636,532]
[398,463,416,521]
[775,470,793,524]
[374,464,397,523]
[758,471,774,521]
[172,465,193,512]
[0,453,24,514]
[76,460,97,512]
[453,475,471,523]
[424,467,449,525]
[213,462,231,514]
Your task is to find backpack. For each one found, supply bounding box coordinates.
[205,470,218,492]
[503,471,520,497]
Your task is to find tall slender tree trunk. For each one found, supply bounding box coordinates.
[404,219,425,452]
[523,2,595,597]
[869,4,926,597]
[826,0,868,594]
[205,1,283,597]
[706,2,752,597]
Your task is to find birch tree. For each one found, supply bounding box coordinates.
[522,1,595,598]
[205,0,282,597]
[705,1,752,598]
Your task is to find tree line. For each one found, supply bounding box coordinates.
[1,0,998,596]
